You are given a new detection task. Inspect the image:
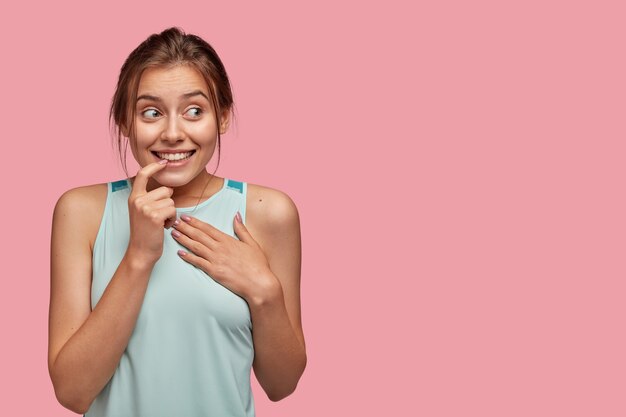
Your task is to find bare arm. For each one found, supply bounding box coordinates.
[248,190,307,401]
[48,193,154,413]
[48,162,175,414]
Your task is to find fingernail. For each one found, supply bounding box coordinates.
[173,219,180,226]
[159,159,168,165]
[171,229,181,238]
[181,215,192,222]
[178,250,187,256]
[235,211,242,223]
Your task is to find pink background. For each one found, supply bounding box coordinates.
[1,0,625,415]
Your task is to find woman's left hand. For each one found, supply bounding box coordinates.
[171,212,278,301]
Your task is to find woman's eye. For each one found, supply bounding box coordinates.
[142,109,160,118]
[186,107,203,118]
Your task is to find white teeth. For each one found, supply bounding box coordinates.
[155,151,193,161]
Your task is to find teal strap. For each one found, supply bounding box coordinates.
[111,179,129,192]
[226,179,243,193]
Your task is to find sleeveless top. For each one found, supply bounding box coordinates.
[85,177,255,417]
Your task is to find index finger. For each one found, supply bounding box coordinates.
[179,215,226,242]
[131,160,168,197]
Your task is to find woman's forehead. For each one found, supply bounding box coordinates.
[137,65,209,96]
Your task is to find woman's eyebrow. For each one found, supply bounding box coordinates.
[136,90,210,102]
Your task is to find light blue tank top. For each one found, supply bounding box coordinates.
[86,177,255,417]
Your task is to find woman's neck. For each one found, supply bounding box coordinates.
[130,170,223,207]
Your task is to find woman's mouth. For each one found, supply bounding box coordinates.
[152,151,196,162]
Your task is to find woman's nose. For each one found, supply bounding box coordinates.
[161,115,184,142]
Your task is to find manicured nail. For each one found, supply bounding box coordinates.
[235,211,242,223]
[178,250,187,256]
[159,159,168,165]
[173,219,180,226]
[181,215,192,222]
[171,229,181,238]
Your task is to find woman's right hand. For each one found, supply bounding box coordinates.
[127,160,177,265]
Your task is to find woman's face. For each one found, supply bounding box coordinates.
[130,64,227,188]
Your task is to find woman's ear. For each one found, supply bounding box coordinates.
[219,109,231,134]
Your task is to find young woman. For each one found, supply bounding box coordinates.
[48,27,306,417]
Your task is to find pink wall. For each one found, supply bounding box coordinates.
[1,0,625,415]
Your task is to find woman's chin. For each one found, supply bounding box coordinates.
[151,172,193,188]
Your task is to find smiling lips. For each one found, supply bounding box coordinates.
[152,150,196,161]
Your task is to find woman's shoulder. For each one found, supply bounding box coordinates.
[55,182,109,212]
[53,182,109,249]
[245,181,300,235]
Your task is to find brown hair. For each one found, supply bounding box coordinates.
[109,26,235,177]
